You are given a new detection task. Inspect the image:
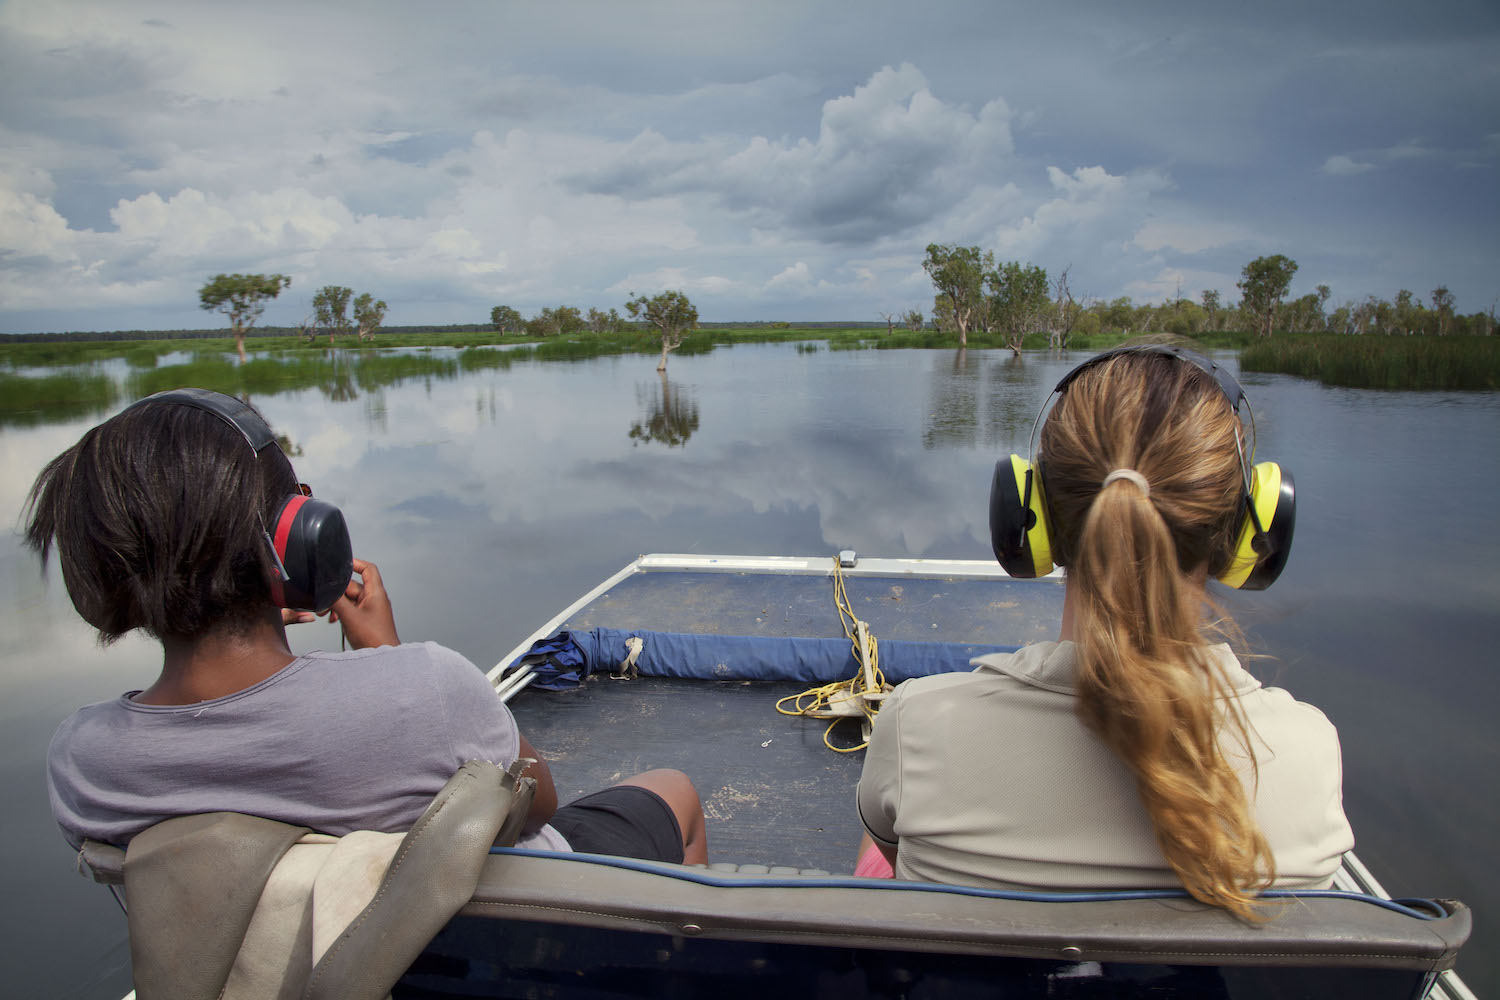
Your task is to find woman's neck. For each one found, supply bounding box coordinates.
[136,607,297,706]
[1057,566,1211,644]
[1059,575,1079,642]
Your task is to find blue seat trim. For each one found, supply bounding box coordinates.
[487,847,1446,921]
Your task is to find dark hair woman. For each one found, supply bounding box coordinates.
[29,391,706,866]
[856,348,1352,920]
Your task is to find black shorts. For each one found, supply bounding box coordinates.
[548,785,685,864]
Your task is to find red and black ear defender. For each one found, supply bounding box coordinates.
[989,345,1295,590]
[130,388,354,613]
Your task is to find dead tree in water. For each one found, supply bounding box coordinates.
[1049,265,1081,348]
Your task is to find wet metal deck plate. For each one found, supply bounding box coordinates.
[507,568,1062,872]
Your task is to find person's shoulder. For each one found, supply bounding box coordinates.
[1247,683,1342,743]
[894,656,1010,700]
[306,640,474,669]
[303,642,490,689]
[49,696,130,741]
[396,641,494,692]
[46,697,133,794]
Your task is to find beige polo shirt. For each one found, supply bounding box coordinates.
[857,641,1353,890]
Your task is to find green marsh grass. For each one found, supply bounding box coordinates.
[0,371,121,427]
[1,339,188,368]
[1240,335,1500,390]
[126,351,471,401]
[459,346,528,371]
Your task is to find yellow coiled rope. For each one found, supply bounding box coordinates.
[775,557,892,752]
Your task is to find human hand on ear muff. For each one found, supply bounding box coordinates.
[281,609,317,627]
[326,557,401,649]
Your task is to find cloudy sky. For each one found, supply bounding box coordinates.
[1,0,1496,333]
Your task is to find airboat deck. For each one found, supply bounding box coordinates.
[494,553,1063,872]
[391,553,1477,1000]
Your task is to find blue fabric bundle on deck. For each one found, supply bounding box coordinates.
[509,628,1019,691]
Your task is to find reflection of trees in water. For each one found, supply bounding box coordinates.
[473,386,498,426]
[234,391,308,455]
[984,353,1040,450]
[320,351,359,402]
[629,371,700,448]
[272,432,305,457]
[364,388,389,434]
[922,348,980,449]
[923,350,1045,452]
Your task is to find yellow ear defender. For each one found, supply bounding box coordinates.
[1218,460,1295,590]
[989,454,1054,579]
[988,345,1295,590]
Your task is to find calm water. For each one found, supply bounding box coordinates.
[3,343,1497,997]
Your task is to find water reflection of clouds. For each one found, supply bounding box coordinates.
[236,350,1015,564]
[587,434,995,557]
[0,416,109,526]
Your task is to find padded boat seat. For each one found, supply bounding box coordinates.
[398,850,1470,1000]
[77,759,531,1000]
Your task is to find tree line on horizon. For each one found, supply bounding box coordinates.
[9,260,1491,353]
[491,291,700,370]
[918,244,1495,352]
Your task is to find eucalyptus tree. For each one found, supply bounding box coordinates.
[526,305,585,337]
[922,244,992,347]
[1431,286,1455,336]
[1237,255,1298,337]
[626,290,699,372]
[987,261,1050,355]
[1394,290,1420,335]
[198,272,292,363]
[312,285,354,345]
[353,293,388,341]
[587,307,626,334]
[491,305,523,333]
[1101,296,1136,334]
[1200,289,1222,331]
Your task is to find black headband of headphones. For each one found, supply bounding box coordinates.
[1052,343,1246,413]
[127,389,354,612]
[138,386,279,450]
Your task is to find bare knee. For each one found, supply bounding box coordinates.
[617,767,694,798]
[618,769,708,865]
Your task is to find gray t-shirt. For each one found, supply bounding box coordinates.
[47,641,568,852]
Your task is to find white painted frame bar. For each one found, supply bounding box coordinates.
[633,552,1065,579]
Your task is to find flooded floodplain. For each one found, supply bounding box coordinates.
[3,342,1498,997]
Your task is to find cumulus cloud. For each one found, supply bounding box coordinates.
[1322,154,1375,175]
[993,165,1170,257]
[565,63,1015,245]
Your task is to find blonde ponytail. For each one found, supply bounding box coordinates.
[1041,353,1274,920]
